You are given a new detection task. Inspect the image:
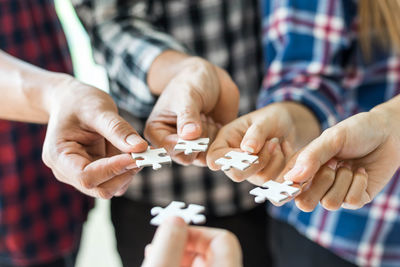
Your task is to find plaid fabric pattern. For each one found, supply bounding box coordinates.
[72,0,264,216]
[259,0,400,266]
[0,0,92,265]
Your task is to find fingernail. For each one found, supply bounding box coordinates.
[327,159,337,170]
[357,167,367,175]
[268,137,279,153]
[182,123,198,136]
[126,134,143,146]
[284,166,304,181]
[242,140,257,153]
[341,203,359,210]
[126,163,137,170]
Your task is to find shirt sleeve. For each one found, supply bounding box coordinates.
[258,0,355,130]
[71,0,189,118]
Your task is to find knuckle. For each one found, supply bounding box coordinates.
[79,176,94,190]
[103,114,129,136]
[323,127,345,151]
[96,188,114,200]
[228,173,246,183]
[319,169,335,185]
[41,149,51,167]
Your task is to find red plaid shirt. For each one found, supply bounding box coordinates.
[0,0,93,265]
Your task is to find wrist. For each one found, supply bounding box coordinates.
[281,101,321,148]
[147,50,191,95]
[370,100,400,145]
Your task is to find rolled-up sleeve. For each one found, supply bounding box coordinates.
[72,0,188,118]
[259,0,354,130]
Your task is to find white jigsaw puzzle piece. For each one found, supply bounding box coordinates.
[249,180,300,203]
[215,151,258,171]
[150,201,206,226]
[131,147,171,170]
[174,138,210,155]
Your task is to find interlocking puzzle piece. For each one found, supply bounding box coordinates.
[215,151,259,171]
[131,147,171,170]
[150,201,206,226]
[249,180,300,203]
[174,137,210,155]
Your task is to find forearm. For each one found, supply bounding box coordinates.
[0,51,69,123]
[370,95,400,143]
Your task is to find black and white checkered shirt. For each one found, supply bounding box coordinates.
[72,0,263,216]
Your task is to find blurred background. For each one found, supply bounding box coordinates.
[55,0,123,266]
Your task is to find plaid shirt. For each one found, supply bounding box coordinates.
[259,0,400,266]
[72,0,264,216]
[0,0,92,265]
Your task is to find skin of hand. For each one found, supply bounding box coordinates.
[283,100,400,211]
[141,217,243,267]
[0,51,147,198]
[42,76,148,199]
[144,52,239,167]
[207,102,320,186]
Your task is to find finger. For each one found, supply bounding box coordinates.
[174,96,203,140]
[141,217,188,267]
[192,116,220,167]
[91,111,148,153]
[81,153,137,189]
[240,120,277,154]
[281,140,295,159]
[248,142,285,186]
[206,117,248,171]
[321,163,353,211]
[114,181,131,197]
[186,227,242,267]
[295,160,337,212]
[343,167,370,209]
[284,127,345,183]
[94,169,138,199]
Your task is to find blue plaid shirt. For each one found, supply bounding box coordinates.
[259,0,400,266]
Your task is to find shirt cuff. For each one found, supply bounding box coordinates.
[257,86,340,130]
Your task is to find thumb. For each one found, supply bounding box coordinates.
[142,217,188,267]
[284,128,344,183]
[91,111,148,153]
[175,101,203,140]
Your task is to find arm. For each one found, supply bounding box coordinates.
[0,50,61,123]
[259,0,353,131]
[71,0,190,118]
[0,50,148,198]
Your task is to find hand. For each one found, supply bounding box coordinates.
[207,102,320,185]
[141,217,242,267]
[144,56,239,166]
[284,109,400,211]
[42,76,148,198]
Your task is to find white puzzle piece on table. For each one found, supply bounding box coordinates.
[174,137,210,155]
[131,147,171,170]
[249,180,300,204]
[150,201,206,226]
[215,151,258,171]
